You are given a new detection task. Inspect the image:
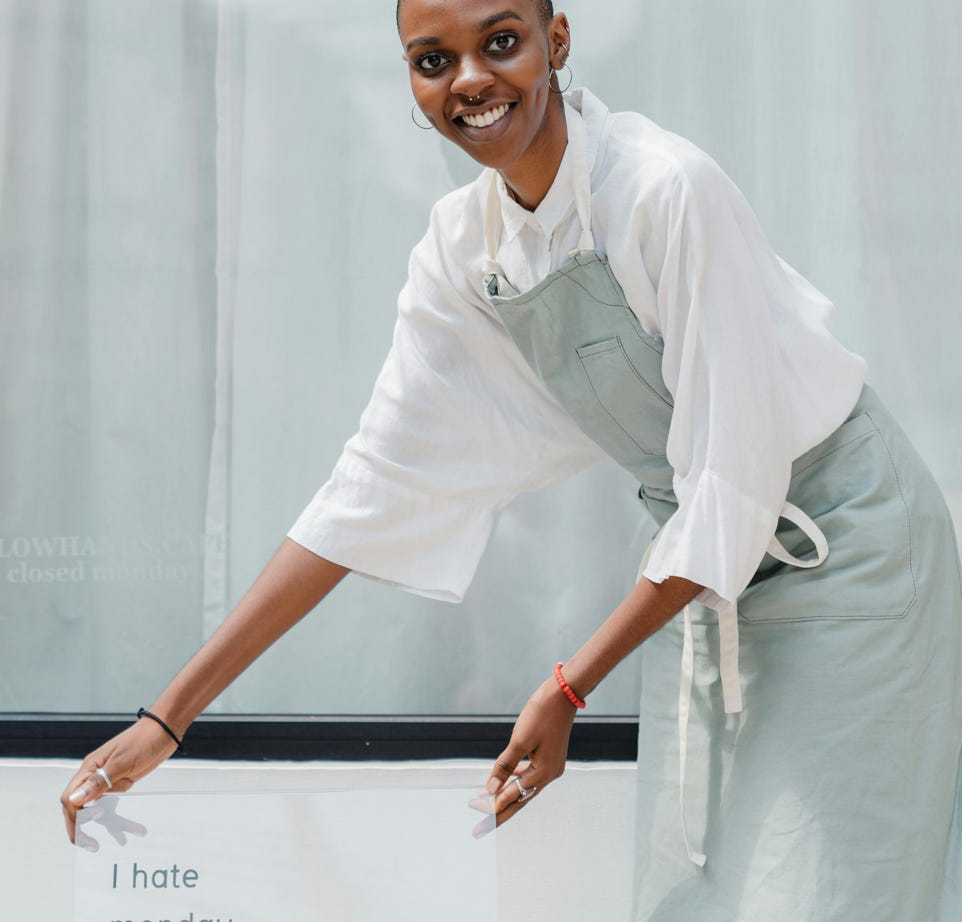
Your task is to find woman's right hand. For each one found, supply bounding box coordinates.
[58,542,350,846]
[60,717,178,846]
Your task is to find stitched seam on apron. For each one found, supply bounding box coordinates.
[584,336,675,412]
[494,257,673,413]
[620,320,674,409]
[790,429,874,480]
[624,318,668,360]
[948,517,962,598]
[866,410,919,619]
[491,266,621,309]
[576,358,663,457]
[597,255,672,368]
[595,262,674,406]
[488,274,558,310]
[555,265,623,307]
[740,610,913,625]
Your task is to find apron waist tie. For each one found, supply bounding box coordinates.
[678,603,708,866]
[668,500,829,866]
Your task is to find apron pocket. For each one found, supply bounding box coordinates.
[576,337,670,458]
[739,412,917,623]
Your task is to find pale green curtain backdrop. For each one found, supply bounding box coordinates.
[1,0,959,715]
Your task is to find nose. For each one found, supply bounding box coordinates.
[449,55,494,99]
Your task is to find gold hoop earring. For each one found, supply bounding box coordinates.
[411,104,433,130]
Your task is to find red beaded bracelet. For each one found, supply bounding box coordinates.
[553,663,586,709]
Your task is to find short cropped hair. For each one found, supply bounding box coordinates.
[397,0,555,30]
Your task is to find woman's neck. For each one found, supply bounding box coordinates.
[499,98,569,211]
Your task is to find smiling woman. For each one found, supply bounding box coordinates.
[400,0,570,209]
[59,1,962,920]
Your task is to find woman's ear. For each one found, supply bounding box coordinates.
[548,13,571,68]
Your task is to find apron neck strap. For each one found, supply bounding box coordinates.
[565,99,595,256]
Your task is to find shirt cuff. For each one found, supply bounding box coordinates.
[641,468,780,611]
[287,456,494,604]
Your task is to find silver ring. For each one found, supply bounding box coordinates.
[95,767,113,790]
[514,777,536,803]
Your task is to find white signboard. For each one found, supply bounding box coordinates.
[74,789,496,922]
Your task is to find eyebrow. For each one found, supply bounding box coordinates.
[405,10,525,53]
[479,10,525,31]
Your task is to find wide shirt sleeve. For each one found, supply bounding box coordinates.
[599,125,866,609]
[287,188,602,602]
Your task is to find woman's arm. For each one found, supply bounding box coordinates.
[60,538,349,842]
[478,574,702,832]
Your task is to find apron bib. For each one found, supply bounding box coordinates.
[483,100,962,920]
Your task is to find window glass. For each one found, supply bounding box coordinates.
[2,0,959,719]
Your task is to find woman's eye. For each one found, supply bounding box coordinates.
[416,52,450,73]
[486,33,518,53]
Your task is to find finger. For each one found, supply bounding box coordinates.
[472,793,533,839]
[470,756,534,813]
[67,766,113,808]
[61,758,103,844]
[485,740,529,795]
[61,759,92,838]
[468,793,496,814]
[61,800,79,844]
[497,797,529,827]
[472,812,497,839]
[492,770,540,815]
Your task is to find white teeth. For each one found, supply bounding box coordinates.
[461,104,509,129]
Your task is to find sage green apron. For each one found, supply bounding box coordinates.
[483,102,962,920]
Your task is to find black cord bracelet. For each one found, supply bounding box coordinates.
[137,707,186,753]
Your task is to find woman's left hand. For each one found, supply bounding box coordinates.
[473,677,577,836]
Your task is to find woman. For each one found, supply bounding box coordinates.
[62,1,962,918]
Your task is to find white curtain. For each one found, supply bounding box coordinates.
[1,0,959,715]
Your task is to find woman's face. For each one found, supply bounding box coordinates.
[398,0,569,182]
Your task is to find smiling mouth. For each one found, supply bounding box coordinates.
[459,103,511,129]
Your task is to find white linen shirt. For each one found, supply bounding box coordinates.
[289,88,866,607]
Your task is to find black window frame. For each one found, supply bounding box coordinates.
[0,714,638,761]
